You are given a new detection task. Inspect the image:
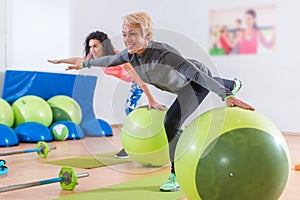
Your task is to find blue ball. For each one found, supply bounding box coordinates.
[0,124,19,147]
[97,119,113,136]
[15,122,53,142]
[81,118,113,137]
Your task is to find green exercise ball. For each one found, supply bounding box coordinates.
[47,95,82,124]
[121,107,169,167]
[51,123,69,141]
[12,95,53,127]
[175,107,290,200]
[0,98,14,127]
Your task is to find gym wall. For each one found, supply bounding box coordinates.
[3,0,300,132]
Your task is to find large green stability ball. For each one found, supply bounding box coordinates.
[47,95,82,124]
[121,107,169,167]
[0,98,14,127]
[175,107,290,200]
[12,95,53,127]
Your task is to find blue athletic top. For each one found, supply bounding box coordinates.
[82,41,232,100]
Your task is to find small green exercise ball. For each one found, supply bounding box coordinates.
[47,95,82,124]
[175,107,290,200]
[121,107,169,167]
[12,95,53,127]
[51,124,69,141]
[0,98,14,127]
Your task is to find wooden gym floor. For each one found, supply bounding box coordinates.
[0,126,300,200]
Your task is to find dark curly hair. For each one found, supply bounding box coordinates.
[246,9,258,30]
[84,31,115,57]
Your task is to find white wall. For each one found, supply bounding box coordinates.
[6,0,72,73]
[4,0,300,132]
[0,0,6,70]
[0,0,7,97]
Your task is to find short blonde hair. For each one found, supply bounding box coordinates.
[123,11,154,41]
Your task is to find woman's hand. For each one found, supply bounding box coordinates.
[66,64,82,70]
[47,59,61,64]
[66,58,85,71]
[48,57,85,68]
[226,96,255,111]
[148,99,167,111]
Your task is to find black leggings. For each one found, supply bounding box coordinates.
[165,78,234,174]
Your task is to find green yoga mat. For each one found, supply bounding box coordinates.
[54,173,185,200]
[45,151,132,169]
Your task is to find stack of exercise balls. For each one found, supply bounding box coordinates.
[6,94,84,143]
[120,107,169,167]
[1,92,116,145]
[175,107,290,200]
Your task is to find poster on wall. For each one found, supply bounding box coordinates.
[209,4,276,56]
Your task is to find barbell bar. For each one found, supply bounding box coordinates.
[0,166,89,193]
[0,142,56,158]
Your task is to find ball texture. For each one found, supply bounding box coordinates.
[121,107,169,167]
[47,95,82,124]
[175,107,290,200]
[0,98,14,127]
[12,95,53,127]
